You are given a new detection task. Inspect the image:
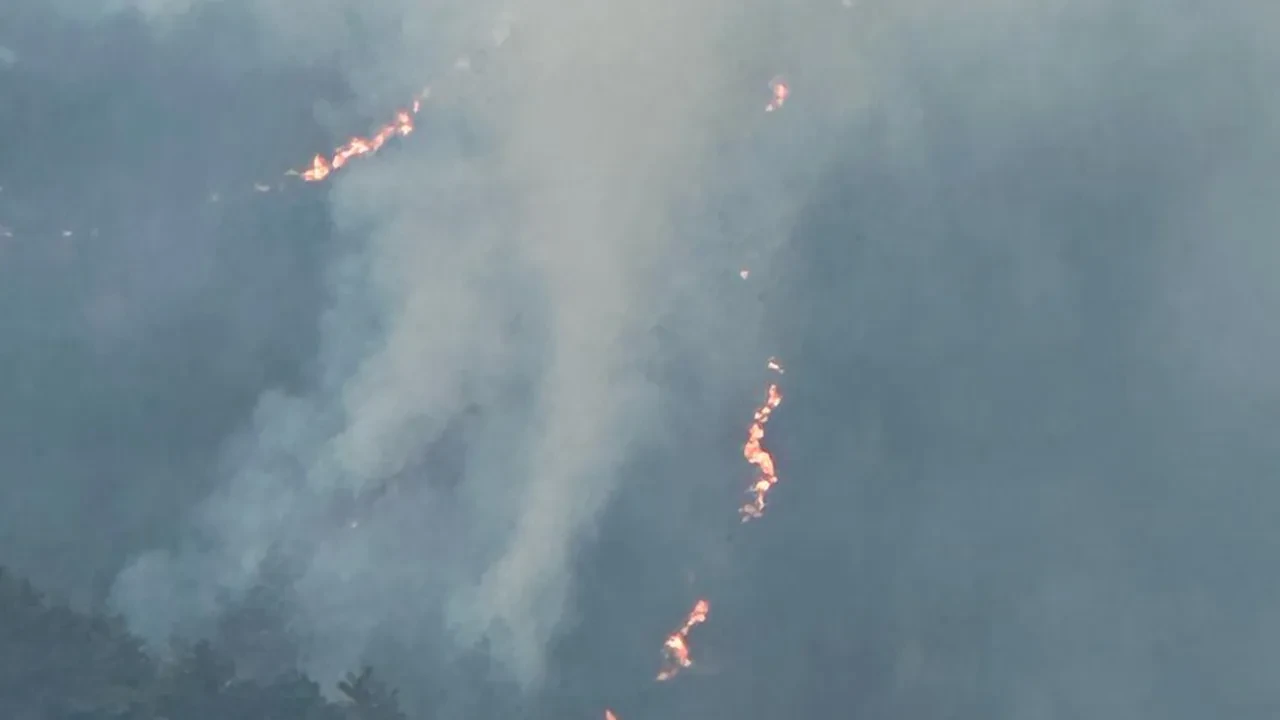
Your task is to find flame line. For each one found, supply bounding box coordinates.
[740,357,784,522]
[655,598,710,682]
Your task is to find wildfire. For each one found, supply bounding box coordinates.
[765,77,790,112]
[288,89,429,183]
[3,24,812,720]
[656,598,710,681]
[740,358,784,521]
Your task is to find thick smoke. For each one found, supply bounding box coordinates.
[97,0,823,690]
[12,0,1280,714]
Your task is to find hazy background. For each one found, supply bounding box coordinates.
[3,0,1280,717]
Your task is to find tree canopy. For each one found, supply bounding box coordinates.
[0,567,407,720]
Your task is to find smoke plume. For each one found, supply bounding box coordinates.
[10,0,1280,715]
[93,0,825,689]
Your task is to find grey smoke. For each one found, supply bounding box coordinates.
[98,0,823,690]
[8,0,1280,715]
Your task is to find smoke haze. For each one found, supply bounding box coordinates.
[90,0,826,689]
[4,0,1280,717]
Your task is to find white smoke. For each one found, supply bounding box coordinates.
[13,0,1280,712]
[100,0,836,689]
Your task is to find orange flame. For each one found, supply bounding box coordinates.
[765,77,789,113]
[740,358,784,521]
[656,598,710,681]
[289,89,429,183]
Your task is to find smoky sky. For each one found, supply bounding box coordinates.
[4,0,1280,718]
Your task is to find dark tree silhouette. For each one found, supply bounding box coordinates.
[337,667,408,720]
[0,567,408,720]
[0,568,154,719]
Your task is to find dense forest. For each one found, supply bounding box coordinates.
[0,567,407,720]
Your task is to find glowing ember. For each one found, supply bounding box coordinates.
[288,88,428,183]
[605,711,618,720]
[1,37,495,240]
[765,77,790,112]
[740,359,784,521]
[656,598,710,681]
[740,269,750,279]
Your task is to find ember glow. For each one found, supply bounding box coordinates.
[740,358,785,521]
[655,598,710,681]
[765,77,790,112]
[288,89,429,183]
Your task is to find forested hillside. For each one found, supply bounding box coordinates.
[0,567,406,720]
